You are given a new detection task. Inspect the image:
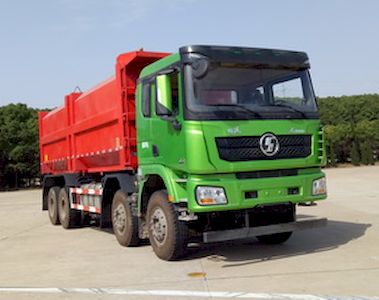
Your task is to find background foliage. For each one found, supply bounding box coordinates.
[0,104,40,189]
[318,94,379,166]
[0,94,378,189]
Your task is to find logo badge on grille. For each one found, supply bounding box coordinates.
[259,133,280,156]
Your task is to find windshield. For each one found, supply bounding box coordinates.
[184,63,318,120]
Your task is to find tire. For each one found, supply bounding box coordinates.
[47,187,60,225]
[111,190,139,247]
[58,188,81,229]
[256,232,293,244]
[147,190,188,261]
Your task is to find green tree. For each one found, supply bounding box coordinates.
[318,94,379,166]
[324,124,353,165]
[0,103,39,189]
[350,142,360,166]
[360,141,374,165]
[355,119,378,164]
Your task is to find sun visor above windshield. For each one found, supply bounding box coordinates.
[180,45,310,70]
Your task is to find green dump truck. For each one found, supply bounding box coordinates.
[40,45,327,261]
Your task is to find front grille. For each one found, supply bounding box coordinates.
[216,135,311,161]
[236,169,298,179]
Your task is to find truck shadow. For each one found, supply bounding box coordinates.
[184,219,371,266]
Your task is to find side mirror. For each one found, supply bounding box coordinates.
[156,74,172,116]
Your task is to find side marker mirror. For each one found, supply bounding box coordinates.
[191,58,209,78]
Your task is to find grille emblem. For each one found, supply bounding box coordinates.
[259,133,280,156]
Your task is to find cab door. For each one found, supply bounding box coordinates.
[149,71,186,172]
[136,80,155,165]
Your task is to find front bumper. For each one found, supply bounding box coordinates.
[203,216,327,243]
[186,168,327,213]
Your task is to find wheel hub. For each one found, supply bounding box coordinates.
[150,207,168,246]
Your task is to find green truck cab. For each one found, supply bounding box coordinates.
[135,45,327,259]
[40,45,327,261]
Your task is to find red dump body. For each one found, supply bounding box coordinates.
[39,50,169,175]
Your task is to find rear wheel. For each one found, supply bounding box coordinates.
[58,188,81,229]
[112,190,139,247]
[47,187,60,225]
[256,232,293,244]
[147,190,188,261]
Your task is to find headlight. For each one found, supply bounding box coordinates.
[196,186,227,205]
[312,177,327,195]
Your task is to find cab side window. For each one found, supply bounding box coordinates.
[154,72,180,115]
[142,82,151,117]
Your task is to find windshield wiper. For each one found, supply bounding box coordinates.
[263,103,308,118]
[211,104,263,118]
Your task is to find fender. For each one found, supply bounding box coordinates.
[102,173,137,195]
[138,164,188,209]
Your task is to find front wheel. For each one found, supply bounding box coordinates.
[147,190,188,261]
[256,232,293,244]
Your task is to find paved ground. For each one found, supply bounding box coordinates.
[0,166,379,299]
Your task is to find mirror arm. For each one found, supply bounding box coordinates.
[172,118,182,131]
[157,68,177,76]
[161,115,182,131]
